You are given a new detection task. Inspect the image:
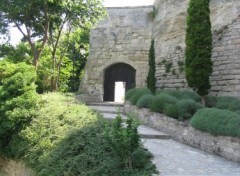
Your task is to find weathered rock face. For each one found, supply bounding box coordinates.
[153,0,240,96]
[79,6,153,102]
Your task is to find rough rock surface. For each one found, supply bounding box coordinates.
[79,6,153,102]
[153,0,240,96]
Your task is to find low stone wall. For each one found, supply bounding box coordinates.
[124,101,240,163]
[0,157,34,176]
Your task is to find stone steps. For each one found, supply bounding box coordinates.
[88,102,171,140]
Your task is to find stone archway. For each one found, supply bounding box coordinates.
[103,63,136,102]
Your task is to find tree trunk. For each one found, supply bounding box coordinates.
[201,95,206,107]
[50,55,57,92]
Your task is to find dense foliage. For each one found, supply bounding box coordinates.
[191,108,240,137]
[185,0,213,104]
[147,39,156,94]
[2,93,156,175]
[0,61,39,154]
[0,29,89,93]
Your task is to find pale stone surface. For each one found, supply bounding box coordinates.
[144,139,240,176]
[79,6,153,102]
[153,0,240,97]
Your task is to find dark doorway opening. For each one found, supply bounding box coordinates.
[103,63,136,102]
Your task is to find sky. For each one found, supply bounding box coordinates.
[103,0,154,7]
[6,0,154,46]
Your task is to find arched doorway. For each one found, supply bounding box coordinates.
[103,63,136,102]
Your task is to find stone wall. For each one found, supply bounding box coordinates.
[153,0,240,97]
[124,102,240,163]
[79,6,153,102]
[80,0,240,102]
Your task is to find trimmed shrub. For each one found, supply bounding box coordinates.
[126,88,152,105]
[176,99,203,120]
[215,96,240,111]
[157,89,200,102]
[191,108,240,137]
[136,94,154,108]
[0,61,39,154]
[164,104,180,119]
[205,95,217,107]
[125,88,137,100]
[149,94,177,113]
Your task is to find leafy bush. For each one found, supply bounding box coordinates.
[175,99,203,120]
[126,88,152,105]
[149,94,177,113]
[191,108,240,137]
[7,93,156,176]
[0,61,39,154]
[136,94,154,108]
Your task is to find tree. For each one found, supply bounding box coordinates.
[0,0,106,69]
[185,0,212,106]
[147,39,156,94]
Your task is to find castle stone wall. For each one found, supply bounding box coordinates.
[153,0,240,96]
[79,6,153,102]
[80,1,240,102]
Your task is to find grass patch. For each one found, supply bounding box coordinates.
[191,108,240,137]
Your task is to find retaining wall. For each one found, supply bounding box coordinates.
[124,101,240,163]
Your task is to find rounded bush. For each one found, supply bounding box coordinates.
[176,99,203,120]
[149,94,177,113]
[164,104,180,119]
[205,95,217,107]
[191,108,240,137]
[157,89,200,102]
[215,96,240,111]
[136,94,154,108]
[127,88,152,105]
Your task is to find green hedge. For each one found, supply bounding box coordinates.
[191,108,240,137]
